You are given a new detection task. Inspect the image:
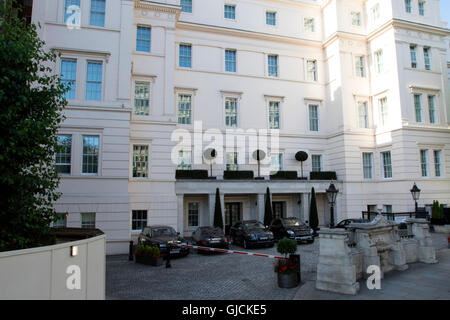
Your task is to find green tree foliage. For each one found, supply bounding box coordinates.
[309,187,319,231]
[213,188,224,229]
[276,238,297,257]
[264,187,273,226]
[0,1,67,251]
[431,200,444,220]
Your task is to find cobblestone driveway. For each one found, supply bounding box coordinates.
[106,240,319,300]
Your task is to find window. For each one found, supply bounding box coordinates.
[383,205,393,214]
[225,97,238,127]
[434,150,442,177]
[224,4,235,19]
[177,94,192,125]
[304,18,315,32]
[309,104,319,131]
[355,56,366,77]
[177,151,192,170]
[90,0,105,27]
[358,102,369,128]
[179,44,192,68]
[269,101,280,129]
[54,213,67,228]
[133,145,149,178]
[56,135,72,174]
[352,12,361,26]
[306,60,317,81]
[81,212,96,228]
[419,1,425,16]
[423,47,431,70]
[226,152,239,171]
[410,45,417,68]
[64,0,80,24]
[381,151,392,179]
[225,49,236,72]
[271,154,283,173]
[363,153,373,179]
[405,0,412,13]
[379,97,388,126]
[132,210,147,231]
[428,95,436,124]
[266,11,276,26]
[136,26,151,52]
[61,60,77,100]
[371,3,380,22]
[188,203,199,227]
[312,155,322,172]
[375,50,383,73]
[420,150,428,177]
[181,0,192,13]
[134,82,150,116]
[82,135,99,174]
[85,61,102,101]
[414,94,422,123]
[268,55,278,77]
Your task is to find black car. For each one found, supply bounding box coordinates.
[138,225,189,257]
[335,219,370,229]
[230,220,274,249]
[269,217,314,243]
[191,226,229,249]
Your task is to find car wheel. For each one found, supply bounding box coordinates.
[308,239,315,244]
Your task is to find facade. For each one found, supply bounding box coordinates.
[30,0,450,254]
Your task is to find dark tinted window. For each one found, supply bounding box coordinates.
[152,227,176,237]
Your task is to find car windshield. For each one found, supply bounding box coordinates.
[201,227,223,236]
[243,222,265,229]
[282,218,303,226]
[152,227,176,237]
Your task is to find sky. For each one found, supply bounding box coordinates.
[441,1,450,25]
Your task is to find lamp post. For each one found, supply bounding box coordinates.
[326,181,339,228]
[410,182,421,218]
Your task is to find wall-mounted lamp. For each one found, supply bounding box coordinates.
[71,246,78,257]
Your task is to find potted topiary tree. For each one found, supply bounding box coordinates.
[309,187,319,236]
[295,151,308,180]
[274,238,299,288]
[135,244,163,266]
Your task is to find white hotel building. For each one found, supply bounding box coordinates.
[30,0,450,254]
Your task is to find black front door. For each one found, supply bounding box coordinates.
[273,202,285,219]
[225,203,241,235]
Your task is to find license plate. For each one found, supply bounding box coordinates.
[210,240,220,244]
[260,237,268,240]
[171,249,180,254]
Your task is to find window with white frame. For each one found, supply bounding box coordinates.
[371,3,380,22]
[61,59,77,100]
[419,0,425,16]
[309,104,319,131]
[423,47,431,70]
[64,0,80,25]
[225,49,236,72]
[414,94,422,123]
[224,4,236,19]
[363,152,373,179]
[181,0,192,13]
[54,213,67,228]
[269,101,280,129]
[226,152,239,171]
[355,56,366,77]
[82,135,99,174]
[177,150,192,170]
[268,55,278,77]
[132,210,147,231]
[136,26,151,52]
[434,150,442,177]
[375,50,383,73]
[379,97,388,126]
[90,0,105,27]
[352,11,361,26]
[381,151,392,179]
[56,135,72,174]
[271,153,283,173]
[405,0,412,13]
[81,212,96,228]
[134,82,150,116]
[304,18,315,32]
[177,94,192,125]
[420,149,428,177]
[428,95,436,124]
[410,45,417,68]
[225,97,238,127]
[383,205,393,214]
[133,145,149,178]
[85,61,103,101]
[179,44,192,68]
[266,11,276,26]
[358,102,369,128]
[311,155,322,172]
[306,60,317,81]
[188,203,199,227]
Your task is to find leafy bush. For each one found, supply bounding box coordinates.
[223,170,254,180]
[270,171,298,180]
[277,238,297,257]
[175,170,209,179]
[135,244,161,258]
[310,171,337,180]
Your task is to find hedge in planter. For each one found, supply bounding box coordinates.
[310,171,337,180]
[175,170,209,179]
[274,239,300,288]
[223,170,254,180]
[270,171,298,180]
[431,200,445,226]
[135,244,163,266]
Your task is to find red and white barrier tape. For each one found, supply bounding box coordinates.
[171,243,287,260]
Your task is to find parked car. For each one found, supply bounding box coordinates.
[138,225,189,257]
[230,220,274,249]
[335,219,370,229]
[191,226,229,249]
[269,217,314,243]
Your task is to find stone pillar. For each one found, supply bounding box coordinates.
[256,193,265,223]
[316,229,360,295]
[407,218,438,264]
[177,195,184,235]
[301,193,310,224]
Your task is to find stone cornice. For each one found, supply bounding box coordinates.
[135,0,181,18]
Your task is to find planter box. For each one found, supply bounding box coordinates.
[270,171,298,180]
[277,272,300,288]
[223,170,254,180]
[175,170,209,180]
[135,255,163,266]
[310,171,337,180]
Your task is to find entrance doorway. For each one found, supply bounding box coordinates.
[272,202,285,219]
[225,203,241,235]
